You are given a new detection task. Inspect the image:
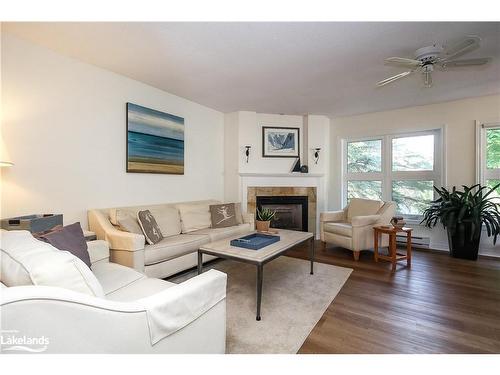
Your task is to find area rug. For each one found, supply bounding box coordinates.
[169,256,352,354]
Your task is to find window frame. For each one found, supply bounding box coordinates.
[476,121,500,186]
[342,128,444,220]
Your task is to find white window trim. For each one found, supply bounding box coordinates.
[476,121,500,185]
[341,128,445,220]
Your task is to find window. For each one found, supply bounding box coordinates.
[477,123,500,199]
[343,129,442,219]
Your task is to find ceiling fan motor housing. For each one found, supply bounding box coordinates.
[414,45,443,63]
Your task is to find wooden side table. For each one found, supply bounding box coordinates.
[373,225,412,273]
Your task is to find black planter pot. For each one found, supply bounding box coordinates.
[447,222,481,260]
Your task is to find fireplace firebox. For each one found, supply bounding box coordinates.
[256,195,308,232]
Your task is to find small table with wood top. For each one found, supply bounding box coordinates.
[373,225,412,273]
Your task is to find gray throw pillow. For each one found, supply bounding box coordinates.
[36,222,91,267]
[115,210,143,235]
[137,210,164,245]
[210,203,238,228]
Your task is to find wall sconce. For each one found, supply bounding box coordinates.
[313,148,321,164]
[244,146,251,163]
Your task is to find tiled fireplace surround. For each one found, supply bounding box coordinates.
[240,173,326,238]
[247,186,317,234]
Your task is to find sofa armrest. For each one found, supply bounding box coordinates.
[320,210,345,222]
[88,209,145,251]
[242,213,255,229]
[87,240,110,265]
[351,214,381,228]
[1,270,227,353]
[138,269,227,345]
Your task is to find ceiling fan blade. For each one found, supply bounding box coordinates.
[385,57,422,68]
[441,57,491,68]
[440,35,481,61]
[376,71,412,87]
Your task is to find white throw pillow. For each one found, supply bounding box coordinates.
[176,201,220,233]
[1,230,104,297]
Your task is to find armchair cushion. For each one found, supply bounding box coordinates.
[347,198,383,222]
[320,210,345,223]
[351,214,381,227]
[323,222,352,237]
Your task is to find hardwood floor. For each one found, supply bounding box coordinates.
[285,241,500,354]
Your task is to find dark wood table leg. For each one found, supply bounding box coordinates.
[256,264,263,321]
[374,229,379,262]
[310,237,315,275]
[197,251,203,275]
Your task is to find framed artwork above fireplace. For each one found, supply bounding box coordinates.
[262,126,300,158]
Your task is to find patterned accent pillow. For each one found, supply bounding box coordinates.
[210,203,238,229]
[137,210,164,245]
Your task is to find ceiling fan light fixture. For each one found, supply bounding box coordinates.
[424,71,433,88]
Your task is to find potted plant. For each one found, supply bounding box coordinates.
[421,183,500,260]
[256,207,276,232]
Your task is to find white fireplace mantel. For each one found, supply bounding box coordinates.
[239,172,325,178]
[239,173,327,238]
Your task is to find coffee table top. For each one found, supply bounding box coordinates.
[199,229,313,264]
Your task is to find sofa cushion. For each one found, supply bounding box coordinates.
[0,230,104,297]
[347,198,384,222]
[188,223,252,242]
[176,201,220,233]
[91,262,146,295]
[148,206,181,237]
[323,222,353,237]
[106,278,175,302]
[115,209,143,235]
[234,202,244,224]
[144,234,209,265]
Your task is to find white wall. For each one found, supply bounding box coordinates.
[1,33,225,227]
[223,111,330,203]
[330,94,500,254]
[238,112,304,174]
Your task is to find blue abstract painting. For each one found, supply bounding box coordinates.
[262,127,300,158]
[127,103,184,174]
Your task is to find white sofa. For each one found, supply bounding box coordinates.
[0,230,227,354]
[320,198,396,260]
[88,200,254,278]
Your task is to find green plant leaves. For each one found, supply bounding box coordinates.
[421,183,500,243]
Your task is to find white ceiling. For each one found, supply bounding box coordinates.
[4,22,500,117]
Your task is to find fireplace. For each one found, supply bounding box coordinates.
[256,195,308,232]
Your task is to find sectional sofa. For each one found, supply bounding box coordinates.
[88,200,255,278]
[0,230,227,353]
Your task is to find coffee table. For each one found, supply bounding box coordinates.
[197,229,315,321]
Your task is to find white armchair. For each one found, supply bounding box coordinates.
[0,231,227,353]
[320,198,396,261]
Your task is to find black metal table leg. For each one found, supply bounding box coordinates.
[256,264,263,321]
[197,251,203,275]
[310,237,315,275]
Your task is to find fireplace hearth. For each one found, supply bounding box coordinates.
[256,195,308,232]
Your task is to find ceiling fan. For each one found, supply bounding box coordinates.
[377,35,492,88]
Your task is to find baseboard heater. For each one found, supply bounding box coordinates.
[396,234,430,248]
